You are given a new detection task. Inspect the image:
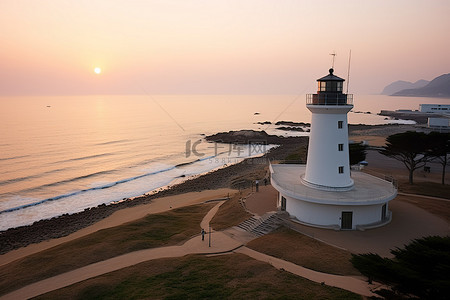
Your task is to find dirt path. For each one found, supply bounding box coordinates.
[235,247,379,297]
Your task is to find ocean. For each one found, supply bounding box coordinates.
[0,94,448,230]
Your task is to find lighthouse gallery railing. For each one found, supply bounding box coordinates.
[306,94,353,105]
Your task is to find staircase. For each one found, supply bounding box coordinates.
[237,212,284,237]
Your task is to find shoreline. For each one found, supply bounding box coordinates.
[0,137,306,255]
[0,123,432,255]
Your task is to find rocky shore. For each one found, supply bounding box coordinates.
[205,129,307,145]
[0,131,307,255]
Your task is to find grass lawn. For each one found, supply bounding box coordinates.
[210,190,252,230]
[34,254,362,300]
[0,203,214,297]
[398,181,450,199]
[247,227,361,276]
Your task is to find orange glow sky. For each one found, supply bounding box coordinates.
[0,0,449,95]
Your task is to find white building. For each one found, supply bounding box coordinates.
[420,104,450,114]
[270,68,397,230]
[428,117,450,129]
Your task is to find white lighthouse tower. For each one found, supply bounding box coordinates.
[270,67,397,230]
[303,68,354,190]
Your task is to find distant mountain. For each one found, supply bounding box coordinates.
[381,79,429,95]
[392,73,450,98]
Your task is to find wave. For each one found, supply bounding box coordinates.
[0,154,31,162]
[0,166,77,187]
[174,155,214,167]
[116,148,213,171]
[94,139,131,146]
[0,142,262,219]
[0,154,220,215]
[53,152,115,164]
[0,166,176,214]
[13,169,118,195]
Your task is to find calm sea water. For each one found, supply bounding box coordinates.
[0,94,448,230]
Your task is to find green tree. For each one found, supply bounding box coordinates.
[351,236,450,300]
[349,142,367,165]
[379,131,429,184]
[427,132,450,185]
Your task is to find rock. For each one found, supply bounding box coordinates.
[205,130,304,145]
[276,126,305,132]
[275,121,310,127]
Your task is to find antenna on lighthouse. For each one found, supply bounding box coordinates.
[346,49,352,94]
[330,51,337,69]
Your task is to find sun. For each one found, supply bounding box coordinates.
[94,67,102,74]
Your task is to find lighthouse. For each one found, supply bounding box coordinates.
[270,67,397,230]
[303,68,354,190]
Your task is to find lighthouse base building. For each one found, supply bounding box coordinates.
[270,165,396,230]
[271,68,397,230]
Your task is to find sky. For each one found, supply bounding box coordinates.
[0,0,449,95]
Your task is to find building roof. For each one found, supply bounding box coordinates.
[270,164,397,206]
[317,68,345,82]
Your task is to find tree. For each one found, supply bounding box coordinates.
[379,131,429,184]
[349,142,367,165]
[427,132,450,185]
[351,236,450,300]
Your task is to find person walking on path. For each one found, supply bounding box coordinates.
[201,228,205,241]
[264,178,267,186]
[255,180,259,192]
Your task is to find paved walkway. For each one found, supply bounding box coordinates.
[285,197,450,257]
[243,185,278,215]
[1,200,379,299]
[244,185,450,257]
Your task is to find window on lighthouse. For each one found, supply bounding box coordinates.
[338,121,343,129]
[338,166,344,174]
[319,82,327,91]
[338,144,344,151]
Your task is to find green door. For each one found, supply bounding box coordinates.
[341,211,353,230]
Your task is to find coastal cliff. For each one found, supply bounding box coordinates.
[389,73,450,98]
